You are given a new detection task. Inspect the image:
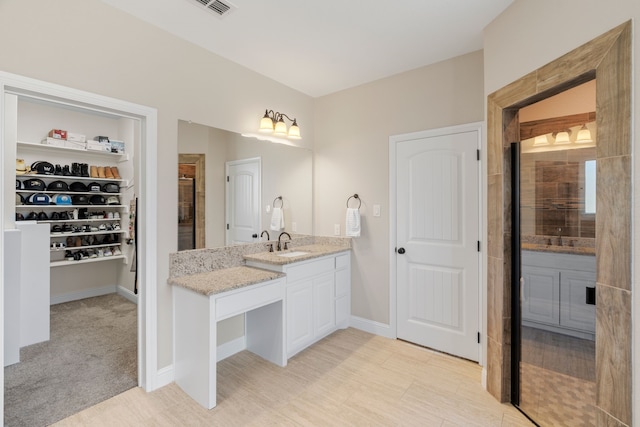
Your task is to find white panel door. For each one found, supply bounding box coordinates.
[396,127,480,361]
[226,158,261,244]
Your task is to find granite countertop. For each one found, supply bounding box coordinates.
[521,242,595,255]
[243,244,350,265]
[168,266,285,296]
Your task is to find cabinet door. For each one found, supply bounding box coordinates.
[521,265,560,326]
[286,280,314,357]
[559,270,596,333]
[335,268,350,327]
[313,273,335,338]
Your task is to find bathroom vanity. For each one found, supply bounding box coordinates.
[170,239,351,409]
[521,250,596,340]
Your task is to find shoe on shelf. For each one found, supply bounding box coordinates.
[66,236,73,247]
[105,166,114,179]
[74,237,82,247]
[97,248,104,257]
[114,212,120,220]
[51,225,62,234]
[54,164,63,175]
[73,251,82,261]
[81,163,90,177]
[107,211,114,219]
[113,246,122,256]
[90,165,98,178]
[65,250,74,260]
[90,226,99,232]
[99,223,107,231]
[63,224,73,233]
[88,249,97,259]
[97,166,106,178]
[62,165,72,176]
[104,248,113,257]
[113,223,121,231]
[110,166,121,179]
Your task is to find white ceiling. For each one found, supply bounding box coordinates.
[100,0,513,97]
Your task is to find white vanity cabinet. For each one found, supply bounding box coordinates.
[521,250,595,339]
[247,250,351,358]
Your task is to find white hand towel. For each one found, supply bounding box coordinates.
[270,207,284,231]
[345,208,361,237]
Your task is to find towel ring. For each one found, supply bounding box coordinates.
[273,196,283,208]
[346,194,361,209]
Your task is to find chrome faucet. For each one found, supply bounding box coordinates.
[277,232,291,251]
[260,230,270,241]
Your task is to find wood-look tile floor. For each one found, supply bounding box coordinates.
[519,326,596,426]
[54,328,532,426]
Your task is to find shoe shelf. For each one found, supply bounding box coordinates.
[17,141,128,161]
[16,190,124,196]
[17,204,128,210]
[50,230,126,238]
[50,242,121,252]
[50,255,126,268]
[38,218,121,224]
[16,174,128,187]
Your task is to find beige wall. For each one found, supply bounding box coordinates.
[484,0,640,423]
[0,0,315,369]
[314,51,485,324]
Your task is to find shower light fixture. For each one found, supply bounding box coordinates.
[553,130,571,145]
[576,124,593,143]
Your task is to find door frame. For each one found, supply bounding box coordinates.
[389,121,484,364]
[486,21,632,424]
[178,154,206,249]
[0,71,160,421]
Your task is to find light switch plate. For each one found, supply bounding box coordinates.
[292,222,297,232]
[373,204,381,217]
[334,224,340,235]
[266,205,271,213]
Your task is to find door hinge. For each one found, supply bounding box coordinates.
[477,241,481,252]
[477,149,480,161]
[226,224,229,230]
[477,332,481,344]
[226,176,229,182]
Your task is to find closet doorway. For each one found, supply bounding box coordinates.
[178,154,206,250]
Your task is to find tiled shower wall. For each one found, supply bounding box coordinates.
[521,147,596,238]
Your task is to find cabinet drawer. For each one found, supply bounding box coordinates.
[215,279,283,321]
[335,253,349,269]
[286,257,334,283]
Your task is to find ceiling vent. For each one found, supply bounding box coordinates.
[190,0,237,18]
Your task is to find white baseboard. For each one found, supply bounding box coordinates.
[155,364,174,389]
[217,336,246,362]
[50,285,117,305]
[350,315,394,339]
[117,285,138,304]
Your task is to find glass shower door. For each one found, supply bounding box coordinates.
[513,133,597,426]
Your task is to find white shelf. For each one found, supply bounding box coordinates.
[50,243,121,252]
[17,141,128,160]
[50,255,127,268]
[50,230,125,238]
[16,174,127,186]
[17,204,128,210]
[39,218,121,224]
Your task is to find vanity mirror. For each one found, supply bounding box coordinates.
[177,120,313,249]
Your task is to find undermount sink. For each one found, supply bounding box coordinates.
[277,251,309,258]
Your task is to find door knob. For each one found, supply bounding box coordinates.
[397,247,406,254]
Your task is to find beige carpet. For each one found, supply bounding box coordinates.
[4,293,137,427]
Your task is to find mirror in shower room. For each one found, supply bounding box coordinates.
[178,163,196,251]
[516,81,597,426]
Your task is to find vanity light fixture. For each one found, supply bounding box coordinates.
[259,109,301,139]
[553,130,571,145]
[575,124,593,143]
[533,135,549,146]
